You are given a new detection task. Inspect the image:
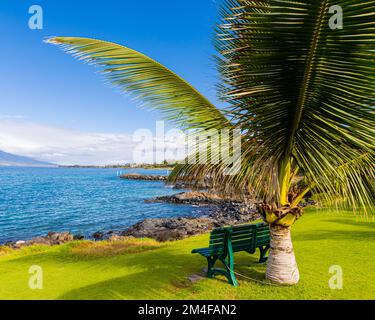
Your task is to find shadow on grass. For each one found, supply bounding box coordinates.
[57,269,179,300]
[294,230,375,242]
[324,219,375,229]
[55,249,270,299]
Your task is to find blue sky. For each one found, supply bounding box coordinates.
[0,0,223,164]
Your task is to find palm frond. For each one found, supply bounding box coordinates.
[215,0,375,209]
[314,152,375,210]
[47,37,231,131]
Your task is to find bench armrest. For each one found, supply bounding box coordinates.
[191,247,208,254]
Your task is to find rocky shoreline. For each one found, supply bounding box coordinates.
[145,191,242,206]
[2,191,261,248]
[121,198,260,241]
[119,173,167,181]
[118,174,209,189]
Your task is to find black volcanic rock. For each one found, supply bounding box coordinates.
[119,173,167,181]
[122,196,260,242]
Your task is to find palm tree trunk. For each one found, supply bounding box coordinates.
[266,224,300,285]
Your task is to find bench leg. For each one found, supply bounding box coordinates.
[220,251,239,287]
[259,245,270,263]
[206,256,218,278]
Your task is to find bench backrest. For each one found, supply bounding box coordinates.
[209,223,270,253]
[208,227,229,251]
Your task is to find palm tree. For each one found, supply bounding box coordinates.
[47,0,374,285]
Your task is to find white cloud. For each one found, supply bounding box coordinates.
[0,119,137,165]
[0,119,187,165]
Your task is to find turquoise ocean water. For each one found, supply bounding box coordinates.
[0,167,202,244]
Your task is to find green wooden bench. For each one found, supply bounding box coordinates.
[191,222,270,286]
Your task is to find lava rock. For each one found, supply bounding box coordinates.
[92,232,104,240]
[48,232,74,244]
[120,174,167,181]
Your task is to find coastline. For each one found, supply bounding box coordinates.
[0,167,185,247]
[2,191,261,248]
[59,165,176,171]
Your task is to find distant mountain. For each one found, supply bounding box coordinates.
[0,150,56,167]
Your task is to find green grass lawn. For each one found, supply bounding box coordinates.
[0,208,374,300]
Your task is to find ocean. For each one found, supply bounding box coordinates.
[0,167,201,244]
